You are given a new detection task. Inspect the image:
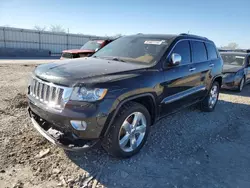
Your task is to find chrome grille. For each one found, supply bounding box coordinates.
[29,78,72,109]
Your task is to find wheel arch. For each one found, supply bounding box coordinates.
[102,93,157,137]
[213,75,223,88]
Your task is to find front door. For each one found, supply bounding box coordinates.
[160,40,201,117]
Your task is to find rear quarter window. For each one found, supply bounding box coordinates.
[205,43,218,60]
[191,41,207,62]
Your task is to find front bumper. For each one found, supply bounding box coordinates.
[29,111,99,151]
[221,81,238,90]
[28,95,116,139]
[222,74,241,90]
[28,93,118,151]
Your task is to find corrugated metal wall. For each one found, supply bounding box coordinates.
[0,27,104,54]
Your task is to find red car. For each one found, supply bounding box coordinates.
[60,39,113,59]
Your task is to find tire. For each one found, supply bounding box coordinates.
[101,101,151,158]
[237,77,245,92]
[200,81,220,112]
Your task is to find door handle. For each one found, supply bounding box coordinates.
[189,67,196,72]
[209,63,214,67]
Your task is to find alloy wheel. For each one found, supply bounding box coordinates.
[208,85,219,108]
[118,112,147,152]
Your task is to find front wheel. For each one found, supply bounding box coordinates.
[101,102,151,158]
[200,81,220,112]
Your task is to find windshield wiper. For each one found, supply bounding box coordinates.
[108,57,126,62]
[93,56,126,62]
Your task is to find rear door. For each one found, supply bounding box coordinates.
[160,40,201,116]
[189,41,211,99]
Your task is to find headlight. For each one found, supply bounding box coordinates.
[70,87,108,102]
[235,71,242,76]
[223,73,235,78]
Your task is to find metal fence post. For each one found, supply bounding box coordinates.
[3,27,6,48]
[39,31,41,50]
[67,34,69,50]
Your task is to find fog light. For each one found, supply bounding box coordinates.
[70,120,87,131]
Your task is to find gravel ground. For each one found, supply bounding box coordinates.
[0,57,59,65]
[0,63,250,188]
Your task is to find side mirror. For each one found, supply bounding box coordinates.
[170,53,181,66]
[95,48,99,52]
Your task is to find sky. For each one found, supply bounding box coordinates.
[0,0,250,48]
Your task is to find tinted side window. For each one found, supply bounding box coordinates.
[171,40,191,64]
[191,41,207,62]
[205,43,218,60]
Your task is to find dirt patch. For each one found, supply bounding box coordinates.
[8,93,28,109]
[0,93,28,117]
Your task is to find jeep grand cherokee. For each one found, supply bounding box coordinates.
[28,33,223,158]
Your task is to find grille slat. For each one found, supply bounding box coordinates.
[32,79,35,95]
[29,78,68,109]
[33,80,37,97]
[36,81,40,98]
[55,88,60,104]
[40,83,44,101]
[44,84,48,102]
[30,79,34,95]
[51,87,56,102]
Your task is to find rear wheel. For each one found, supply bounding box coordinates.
[200,81,220,112]
[101,102,151,158]
[237,77,245,92]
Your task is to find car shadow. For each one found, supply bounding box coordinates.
[65,95,250,188]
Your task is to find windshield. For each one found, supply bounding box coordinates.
[80,40,103,50]
[93,36,169,64]
[221,54,245,66]
[62,52,80,58]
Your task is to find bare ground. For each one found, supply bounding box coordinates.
[0,64,250,188]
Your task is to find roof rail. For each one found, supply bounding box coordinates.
[218,49,250,53]
[179,33,208,40]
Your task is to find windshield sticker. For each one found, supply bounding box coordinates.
[144,40,166,45]
[235,56,245,59]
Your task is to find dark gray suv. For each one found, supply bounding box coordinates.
[28,33,223,158]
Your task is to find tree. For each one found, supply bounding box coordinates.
[49,25,66,33]
[33,25,46,31]
[221,42,239,50]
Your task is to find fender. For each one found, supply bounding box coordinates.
[205,74,223,96]
[102,93,157,136]
[211,74,223,87]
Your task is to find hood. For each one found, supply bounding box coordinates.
[62,49,95,54]
[34,57,150,86]
[223,64,244,73]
